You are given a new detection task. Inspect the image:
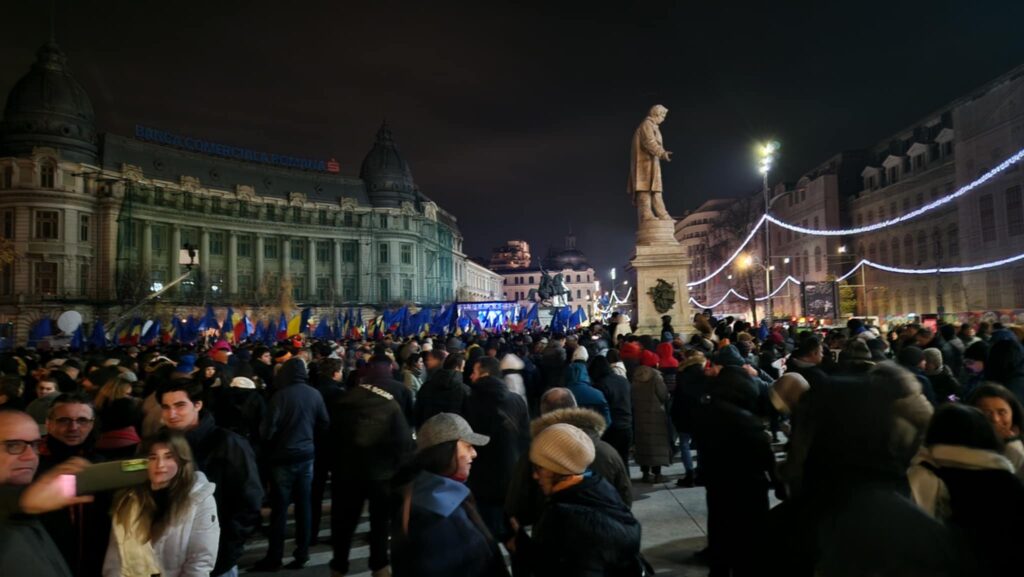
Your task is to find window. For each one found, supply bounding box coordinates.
[317,277,330,300]
[149,270,165,292]
[34,210,59,240]
[342,241,357,263]
[79,214,90,242]
[878,206,886,221]
[292,277,305,300]
[151,225,165,252]
[264,237,279,259]
[290,240,305,261]
[932,229,942,260]
[1006,186,1024,237]
[403,216,410,230]
[2,210,13,239]
[342,277,357,301]
[40,162,55,188]
[379,214,388,229]
[916,231,927,264]
[814,246,822,273]
[234,235,250,258]
[868,243,877,262]
[913,154,926,171]
[343,212,354,227]
[0,263,13,295]
[35,262,58,294]
[986,271,1002,308]
[209,232,224,256]
[903,234,914,265]
[317,241,332,263]
[887,166,898,185]
[319,211,327,226]
[879,241,889,263]
[379,277,390,301]
[378,243,389,264]
[78,263,88,296]
[402,278,413,299]
[2,166,12,189]
[181,228,197,249]
[236,274,251,294]
[948,225,959,258]
[529,275,534,284]
[979,193,996,242]
[891,238,901,266]
[400,243,413,265]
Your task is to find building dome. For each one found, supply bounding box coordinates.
[359,121,417,207]
[0,42,98,163]
[543,232,590,270]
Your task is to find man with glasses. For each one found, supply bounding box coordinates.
[38,394,111,576]
[0,409,92,577]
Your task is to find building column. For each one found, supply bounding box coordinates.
[333,239,342,299]
[359,239,373,302]
[255,235,265,283]
[141,220,152,273]
[200,228,210,271]
[307,238,316,299]
[227,231,238,295]
[169,225,181,296]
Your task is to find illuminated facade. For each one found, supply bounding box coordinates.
[0,42,468,340]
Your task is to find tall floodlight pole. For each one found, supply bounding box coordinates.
[759,141,779,324]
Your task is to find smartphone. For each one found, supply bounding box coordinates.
[73,459,149,495]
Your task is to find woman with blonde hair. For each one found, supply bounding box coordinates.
[103,430,219,577]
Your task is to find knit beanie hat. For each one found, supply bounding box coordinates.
[529,423,595,475]
[640,350,659,368]
[964,341,989,363]
[711,344,746,367]
[572,346,589,363]
[897,346,925,368]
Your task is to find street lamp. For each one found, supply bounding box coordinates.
[759,140,780,324]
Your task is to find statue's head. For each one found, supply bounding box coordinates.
[648,104,668,124]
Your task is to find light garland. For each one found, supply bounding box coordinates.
[766,146,1024,237]
[689,276,802,309]
[686,214,768,288]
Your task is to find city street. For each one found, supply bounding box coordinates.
[241,460,720,577]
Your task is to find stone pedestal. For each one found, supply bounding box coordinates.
[629,219,693,337]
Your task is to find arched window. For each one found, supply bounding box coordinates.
[917,231,928,264]
[904,234,914,265]
[891,238,900,266]
[814,245,822,273]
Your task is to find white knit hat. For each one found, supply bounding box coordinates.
[529,423,595,475]
[572,346,589,363]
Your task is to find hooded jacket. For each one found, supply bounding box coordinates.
[103,471,219,577]
[564,363,612,426]
[416,368,471,427]
[630,364,671,467]
[261,358,329,464]
[330,382,415,481]
[364,362,415,427]
[506,407,632,526]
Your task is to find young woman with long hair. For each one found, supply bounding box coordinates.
[103,430,219,577]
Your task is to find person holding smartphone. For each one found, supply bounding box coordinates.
[103,430,219,577]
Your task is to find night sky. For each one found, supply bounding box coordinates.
[3,1,1024,283]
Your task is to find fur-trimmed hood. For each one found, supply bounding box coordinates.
[530,407,607,438]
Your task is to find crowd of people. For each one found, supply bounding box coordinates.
[1,310,1023,576]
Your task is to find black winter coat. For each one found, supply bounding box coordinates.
[594,372,633,432]
[364,364,415,427]
[671,364,707,435]
[416,369,471,427]
[329,383,415,481]
[184,411,265,575]
[261,359,329,464]
[515,475,641,577]
[463,376,530,506]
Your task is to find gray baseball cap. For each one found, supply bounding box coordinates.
[417,413,490,452]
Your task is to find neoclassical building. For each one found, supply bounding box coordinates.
[491,235,599,316]
[0,41,467,340]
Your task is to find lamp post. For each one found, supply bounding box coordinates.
[758,141,780,325]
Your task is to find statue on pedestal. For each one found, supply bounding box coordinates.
[628,104,674,223]
[527,269,570,307]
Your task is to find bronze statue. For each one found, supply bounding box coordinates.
[528,269,570,307]
[628,104,673,223]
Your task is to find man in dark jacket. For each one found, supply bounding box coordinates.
[538,334,567,391]
[364,352,415,427]
[415,352,470,426]
[897,346,939,405]
[695,365,777,577]
[256,358,329,570]
[464,356,531,541]
[329,376,415,577]
[786,335,831,389]
[0,409,84,577]
[311,357,345,543]
[158,380,264,577]
[590,355,633,466]
[37,394,111,577]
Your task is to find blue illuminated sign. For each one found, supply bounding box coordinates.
[134,125,340,173]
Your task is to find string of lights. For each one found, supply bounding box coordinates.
[689,275,802,309]
[765,146,1024,236]
[686,145,1024,289]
